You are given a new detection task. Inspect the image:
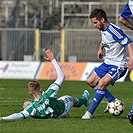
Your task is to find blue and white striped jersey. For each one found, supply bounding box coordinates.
[121,0,133,18]
[101,22,132,67]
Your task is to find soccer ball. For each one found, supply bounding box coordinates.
[107,99,124,116]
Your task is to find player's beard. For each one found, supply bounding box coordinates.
[99,22,104,30]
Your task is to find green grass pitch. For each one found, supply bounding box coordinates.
[0,79,133,133]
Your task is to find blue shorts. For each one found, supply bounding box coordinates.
[94,62,127,85]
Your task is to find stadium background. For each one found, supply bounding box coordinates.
[0,0,132,81]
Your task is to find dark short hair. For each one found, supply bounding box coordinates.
[90,8,108,21]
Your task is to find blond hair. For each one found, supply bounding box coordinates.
[27,80,40,95]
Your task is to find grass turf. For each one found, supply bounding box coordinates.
[0,79,133,133]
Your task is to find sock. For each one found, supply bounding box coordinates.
[131,105,133,111]
[88,89,105,115]
[105,89,115,102]
[92,85,115,103]
[75,97,87,107]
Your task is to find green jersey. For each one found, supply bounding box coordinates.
[21,83,65,118]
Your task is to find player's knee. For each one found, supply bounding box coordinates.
[98,80,107,90]
[87,79,96,87]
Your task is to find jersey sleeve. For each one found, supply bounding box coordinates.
[45,83,60,98]
[1,102,36,120]
[44,59,65,98]
[109,25,132,47]
[120,2,132,18]
[23,102,36,117]
[1,107,32,120]
[2,113,24,120]
[52,59,65,86]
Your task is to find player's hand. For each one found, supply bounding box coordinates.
[0,117,3,120]
[97,50,103,60]
[23,101,31,109]
[44,49,55,62]
[126,59,133,71]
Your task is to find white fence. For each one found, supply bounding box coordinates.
[0,28,132,62]
[0,28,35,61]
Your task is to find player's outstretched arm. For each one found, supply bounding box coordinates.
[44,49,65,86]
[0,113,26,120]
[119,16,133,30]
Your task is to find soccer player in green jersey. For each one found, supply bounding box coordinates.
[0,49,90,120]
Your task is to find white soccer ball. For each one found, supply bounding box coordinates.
[107,99,124,116]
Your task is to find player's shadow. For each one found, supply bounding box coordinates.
[97,114,128,120]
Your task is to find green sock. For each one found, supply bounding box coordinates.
[75,97,87,107]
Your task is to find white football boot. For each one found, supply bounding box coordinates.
[82,111,93,119]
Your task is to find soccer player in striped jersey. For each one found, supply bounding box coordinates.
[0,49,90,120]
[82,9,133,120]
[119,0,133,125]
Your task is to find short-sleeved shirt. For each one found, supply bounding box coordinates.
[101,22,132,67]
[121,0,133,18]
[20,83,65,118]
